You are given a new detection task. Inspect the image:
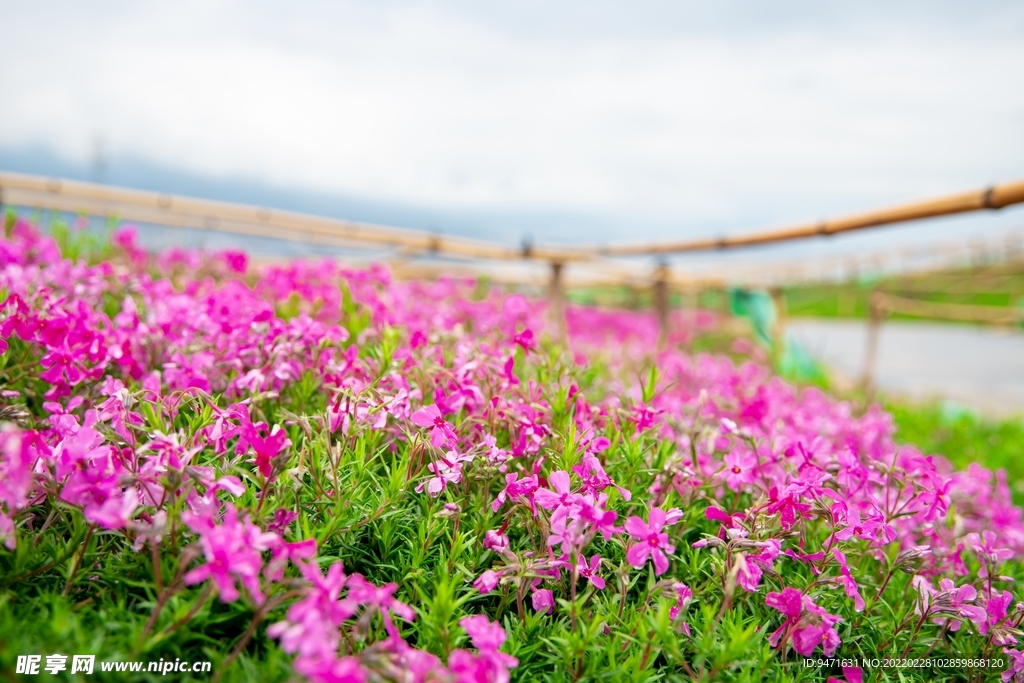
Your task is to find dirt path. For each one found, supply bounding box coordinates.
[787,319,1024,418]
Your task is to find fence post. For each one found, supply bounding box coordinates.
[770,286,787,366]
[548,261,567,343]
[862,290,886,395]
[652,263,670,350]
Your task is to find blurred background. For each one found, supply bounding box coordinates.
[1,0,1024,420]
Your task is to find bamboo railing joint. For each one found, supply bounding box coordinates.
[982,186,998,210]
[521,238,533,259]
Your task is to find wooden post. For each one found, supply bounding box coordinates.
[652,263,670,350]
[683,286,698,341]
[862,290,886,395]
[548,261,567,344]
[770,287,787,366]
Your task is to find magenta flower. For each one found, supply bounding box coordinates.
[629,403,662,435]
[982,590,1017,644]
[410,404,458,449]
[513,329,535,352]
[625,507,675,575]
[764,485,813,530]
[932,579,987,632]
[765,587,842,657]
[706,505,738,526]
[827,666,863,683]
[183,504,277,604]
[831,500,895,545]
[576,554,606,589]
[573,453,632,501]
[292,655,366,683]
[967,530,1014,575]
[577,493,620,539]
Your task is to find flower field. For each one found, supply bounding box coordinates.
[2,216,1024,682]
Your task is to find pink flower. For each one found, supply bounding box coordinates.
[345,574,415,622]
[474,569,502,594]
[577,494,620,539]
[966,530,1014,574]
[459,615,517,664]
[833,549,865,612]
[669,582,693,623]
[450,615,519,682]
[831,500,895,546]
[1003,648,1024,682]
[721,451,757,491]
[625,507,675,576]
[268,561,351,659]
[535,470,578,510]
[410,404,458,449]
[736,541,782,594]
[416,451,468,496]
[573,453,631,501]
[503,356,519,386]
[932,579,987,632]
[491,473,539,513]
[183,504,277,604]
[483,530,510,553]
[86,487,139,530]
[577,554,606,589]
[531,589,554,614]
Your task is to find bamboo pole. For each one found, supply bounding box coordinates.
[576,178,1024,256]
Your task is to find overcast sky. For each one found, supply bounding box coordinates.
[1,0,1023,250]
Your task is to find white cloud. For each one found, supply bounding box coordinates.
[1,0,1022,235]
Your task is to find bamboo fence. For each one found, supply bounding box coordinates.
[3,169,1024,349]
[0,171,588,264]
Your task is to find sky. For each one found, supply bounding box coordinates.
[1,0,1023,259]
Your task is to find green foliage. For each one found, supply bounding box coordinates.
[888,399,1024,503]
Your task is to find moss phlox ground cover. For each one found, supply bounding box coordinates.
[1,218,1023,682]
